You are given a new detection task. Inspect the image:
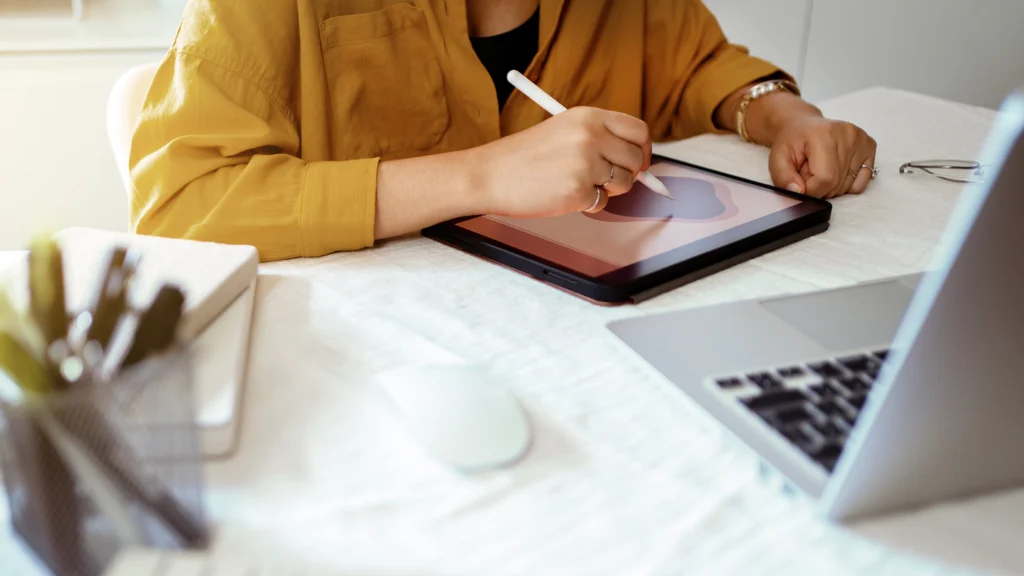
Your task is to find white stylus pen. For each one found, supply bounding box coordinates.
[507,70,674,200]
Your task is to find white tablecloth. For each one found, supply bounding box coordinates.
[3,88,1023,576]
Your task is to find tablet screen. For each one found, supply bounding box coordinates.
[456,160,803,278]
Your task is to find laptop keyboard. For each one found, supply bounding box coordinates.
[714,349,890,473]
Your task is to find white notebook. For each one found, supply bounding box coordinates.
[52,228,258,341]
[2,228,259,458]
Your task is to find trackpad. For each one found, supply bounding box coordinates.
[760,280,916,351]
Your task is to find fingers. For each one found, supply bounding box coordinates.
[832,126,873,197]
[605,165,634,197]
[601,111,652,168]
[837,167,858,199]
[769,143,808,194]
[850,151,876,195]
[600,134,646,178]
[835,145,859,199]
[803,137,842,198]
[588,159,633,198]
[842,150,871,197]
[825,125,879,198]
[831,125,870,198]
[581,187,608,213]
[849,137,878,195]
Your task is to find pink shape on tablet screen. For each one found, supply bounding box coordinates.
[584,176,739,223]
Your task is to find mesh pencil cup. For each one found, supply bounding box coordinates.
[0,347,209,576]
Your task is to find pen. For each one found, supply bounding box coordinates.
[27,236,69,346]
[0,332,52,394]
[507,70,675,200]
[86,247,138,349]
[123,284,185,368]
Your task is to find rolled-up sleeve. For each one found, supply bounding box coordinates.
[644,0,792,141]
[130,51,378,262]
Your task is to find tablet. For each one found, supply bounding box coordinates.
[423,156,832,304]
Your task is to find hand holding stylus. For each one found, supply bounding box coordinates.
[453,75,656,218]
[507,71,674,201]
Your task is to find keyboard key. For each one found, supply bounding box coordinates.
[809,419,831,438]
[771,403,816,426]
[865,364,881,380]
[846,393,868,411]
[818,457,839,473]
[837,376,865,393]
[780,424,813,445]
[805,439,844,462]
[837,354,871,372]
[815,398,845,417]
[854,374,875,391]
[827,378,854,396]
[812,418,849,440]
[808,361,844,377]
[778,366,805,378]
[831,417,852,434]
[798,419,827,440]
[834,397,861,421]
[807,383,832,399]
[742,389,807,410]
[716,377,743,389]
[747,372,783,390]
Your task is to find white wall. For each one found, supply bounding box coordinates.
[801,0,1024,109]
[705,0,811,84]
[711,0,1024,110]
[0,0,177,250]
[0,52,163,249]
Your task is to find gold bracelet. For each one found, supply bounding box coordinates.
[736,79,801,145]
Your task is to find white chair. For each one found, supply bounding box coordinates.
[106,62,160,200]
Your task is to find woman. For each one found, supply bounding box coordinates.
[131,0,877,261]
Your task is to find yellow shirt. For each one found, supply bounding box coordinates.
[131,0,785,261]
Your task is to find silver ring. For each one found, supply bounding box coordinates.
[584,187,604,213]
[601,166,615,188]
[863,164,879,180]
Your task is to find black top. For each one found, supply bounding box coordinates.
[470,9,540,110]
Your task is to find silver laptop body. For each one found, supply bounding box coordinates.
[607,92,1024,521]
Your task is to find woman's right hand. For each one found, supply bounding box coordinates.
[469,107,653,217]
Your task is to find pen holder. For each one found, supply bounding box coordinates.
[0,348,209,576]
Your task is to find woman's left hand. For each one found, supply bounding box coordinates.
[768,116,877,199]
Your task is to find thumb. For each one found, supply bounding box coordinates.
[769,145,807,194]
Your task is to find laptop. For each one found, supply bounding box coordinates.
[607,92,1024,521]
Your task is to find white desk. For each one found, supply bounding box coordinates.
[3,88,1022,575]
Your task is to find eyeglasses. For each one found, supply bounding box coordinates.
[899,160,988,184]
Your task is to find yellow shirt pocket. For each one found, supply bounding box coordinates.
[320,3,450,160]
